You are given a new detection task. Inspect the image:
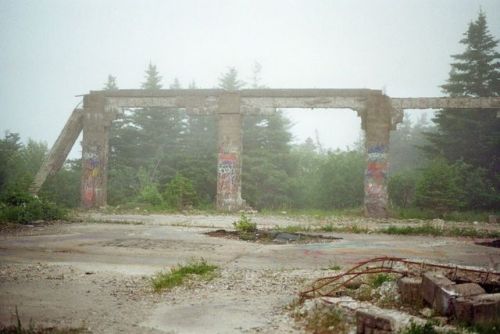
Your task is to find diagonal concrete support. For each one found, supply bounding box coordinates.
[362,95,394,218]
[29,107,83,195]
[216,93,245,211]
[81,94,111,208]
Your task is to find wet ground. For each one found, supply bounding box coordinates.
[1,213,499,333]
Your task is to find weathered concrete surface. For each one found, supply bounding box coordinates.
[397,277,423,305]
[81,94,113,208]
[29,108,83,194]
[363,96,392,218]
[1,214,499,333]
[217,93,245,211]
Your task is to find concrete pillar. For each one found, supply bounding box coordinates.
[363,95,392,218]
[216,93,245,211]
[81,93,110,208]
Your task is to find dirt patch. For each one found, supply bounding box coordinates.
[205,229,342,244]
[476,239,500,248]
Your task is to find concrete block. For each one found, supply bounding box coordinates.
[434,283,485,316]
[421,272,454,306]
[453,293,500,325]
[397,277,423,305]
[472,293,500,326]
[356,310,394,333]
[357,321,365,334]
[453,297,473,324]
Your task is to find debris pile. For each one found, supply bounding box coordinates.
[299,257,500,333]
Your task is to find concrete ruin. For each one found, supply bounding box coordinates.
[30,89,500,217]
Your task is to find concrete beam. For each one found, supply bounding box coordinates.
[29,108,83,194]
[391,97,500,110]
[98,89,381,116]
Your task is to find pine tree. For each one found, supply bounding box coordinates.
[218,67,246,90]
[142,62,162,90]
[425,11,500,187]
[103,75,118,91]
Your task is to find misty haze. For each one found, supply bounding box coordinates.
[1,1,499,333]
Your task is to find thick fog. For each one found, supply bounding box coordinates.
[1,0,499,154]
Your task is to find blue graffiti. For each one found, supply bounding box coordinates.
[367,144,387,154]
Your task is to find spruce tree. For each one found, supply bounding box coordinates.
[141,63,162,90]
[103,75,118,91]
[425,11,500,186]
[218,67,245,90]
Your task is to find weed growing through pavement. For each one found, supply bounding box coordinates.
[151,259,218,292]
[232,213,257,233]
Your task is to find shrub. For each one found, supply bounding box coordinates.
[0,191,66,224]
[138,184,163,206]
[388,171,417,208]
[233,213,257,233]
[415,159,465,212]
[163,173,198,210]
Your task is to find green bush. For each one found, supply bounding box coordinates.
[315,151,365,209]
[233,213,257,232]
[138,184,163,206]
[0,191,66,224]
[388,171,417,208]
[163,173,198,210]
[415,159,465,212]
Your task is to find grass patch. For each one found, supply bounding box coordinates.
[151,259,218,292]
[398,321,460,334]
[457,321,500,334]
[232,213,257,233]
[382,223,500,238]
[368,273,395,288]
[391,208,495,223]
[260,207,364,219]
[319,224,369,234]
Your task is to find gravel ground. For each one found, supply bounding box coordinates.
[0,261,333,333]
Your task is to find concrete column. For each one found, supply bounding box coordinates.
[216,93,244,211]
[81,93,110,208]
[363,95,392,218]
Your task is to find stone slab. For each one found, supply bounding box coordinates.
[434,283,485,316]
[397,277,423,305]
[421,272,455,306]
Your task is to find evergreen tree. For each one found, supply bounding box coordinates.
[103,75,118,91]
[142,63,162,89]
[218,67,245,90]
[425,11,500,188]
[170,78,181,89]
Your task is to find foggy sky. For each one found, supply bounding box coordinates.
[1,0,499,155]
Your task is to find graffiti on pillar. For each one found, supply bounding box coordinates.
[217,153,237,195]
[365,143,388,206]
[82,150,101,206]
